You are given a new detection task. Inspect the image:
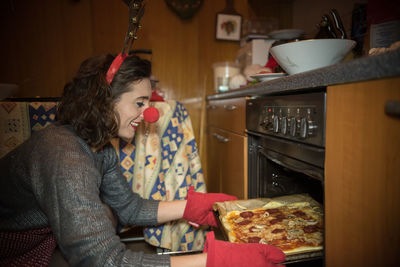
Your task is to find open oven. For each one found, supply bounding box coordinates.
[246,90,326,265]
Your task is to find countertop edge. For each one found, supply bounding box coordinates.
[207,48,400,100]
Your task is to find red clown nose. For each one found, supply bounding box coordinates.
[143,107,159,123]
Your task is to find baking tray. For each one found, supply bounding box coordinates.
[212,194,324,264]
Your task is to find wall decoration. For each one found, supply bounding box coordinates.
[216,13,242,41]
[165,0,203,20]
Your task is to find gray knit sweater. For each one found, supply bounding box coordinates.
[0,124,170,266]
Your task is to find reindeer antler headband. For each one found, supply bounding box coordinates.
[106,0,146,85]
[106,1,160,123]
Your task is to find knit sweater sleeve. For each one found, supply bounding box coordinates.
[99,144,160,226]
[29,126,170,267]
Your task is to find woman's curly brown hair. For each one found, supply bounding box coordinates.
[56,53,151,148]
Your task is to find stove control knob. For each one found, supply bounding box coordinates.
[307,120,318,136]
[300,117,307,138]
[281,117,288,135]
[273,116,279,133]
[306,109,318,136]
[289,117,297,136]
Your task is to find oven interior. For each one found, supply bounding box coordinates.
[256,146,323,203]
[247,134,324,204]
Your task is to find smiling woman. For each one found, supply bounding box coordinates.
[114,78,152,140]
[56,54,152,149]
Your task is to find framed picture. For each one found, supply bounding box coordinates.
[215,13,242,41]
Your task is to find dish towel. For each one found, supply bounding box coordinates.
[111,100,207,251]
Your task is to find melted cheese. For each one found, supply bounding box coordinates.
[262,201,285,209]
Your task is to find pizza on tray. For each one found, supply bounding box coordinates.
[220,200,323,254]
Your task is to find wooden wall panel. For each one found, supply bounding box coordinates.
[61,1,93,82]
[91,0,128,54]
[248,0,293,29]
[0,0,93,97]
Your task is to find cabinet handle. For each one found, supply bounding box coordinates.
[207,105,217,110]
[385,101,400,118]
[212,132,229,143]
[220,135,229,143]
[224,104,237,111]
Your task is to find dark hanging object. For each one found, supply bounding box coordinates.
[165,0,203,20]
[351,4,367,56]
[315,14,337,39]
[219,0,239,15]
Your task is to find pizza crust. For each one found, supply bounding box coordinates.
[283,245,323,255]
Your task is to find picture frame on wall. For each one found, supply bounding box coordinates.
[215,13,242,41]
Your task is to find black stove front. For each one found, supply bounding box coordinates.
[246,90,326,265]
[246,91,326,200]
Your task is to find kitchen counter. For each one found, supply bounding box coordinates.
[207,48,400,100]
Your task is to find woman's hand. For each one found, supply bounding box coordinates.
[157,187,237,227]
[203,231,285,267]
[170,232,285,267]
[183,186,237,227]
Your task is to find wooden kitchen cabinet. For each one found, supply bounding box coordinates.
[206,97,248,199]
[325,77,400,266]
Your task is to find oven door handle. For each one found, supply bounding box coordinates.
[258,147,323,181]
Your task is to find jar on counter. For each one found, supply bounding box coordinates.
[212,62,240,93]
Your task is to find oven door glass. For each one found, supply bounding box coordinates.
[248,136,324,204]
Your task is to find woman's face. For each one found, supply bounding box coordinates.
[114,78,152,140]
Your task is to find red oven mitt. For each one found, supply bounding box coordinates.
[183,186,237,227]
[203,231,286,267]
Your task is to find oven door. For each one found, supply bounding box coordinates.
[248,132,324,203]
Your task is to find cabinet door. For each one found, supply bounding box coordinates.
[207,126,247,199]
[325,77,400,266]
[219,128,247,199]
[207,97,246,135]
[206,126,222,193]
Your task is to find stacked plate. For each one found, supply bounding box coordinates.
[250,72,287,82]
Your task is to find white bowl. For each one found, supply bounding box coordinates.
[270,39,356,75]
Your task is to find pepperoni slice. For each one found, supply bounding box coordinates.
[240,211,254,218]
[237,219,251,225]
[293,210,307,218]
[266,208,280,214]
[270,218,283,225]
[275,214,286,220]
[303,225,319,233]
[272,228,285,234]
[248,236,261,243]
